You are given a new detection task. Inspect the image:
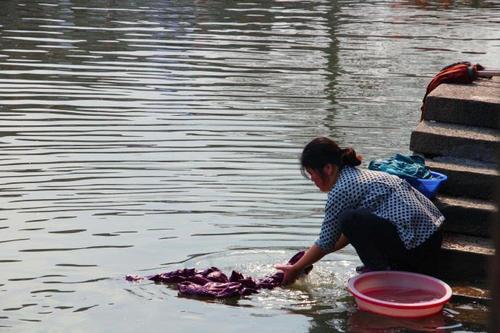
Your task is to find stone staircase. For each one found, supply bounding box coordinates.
[409,76,499,301]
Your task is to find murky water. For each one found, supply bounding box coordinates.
[1,0,498,331]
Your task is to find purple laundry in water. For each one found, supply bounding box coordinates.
[125,251,312,299]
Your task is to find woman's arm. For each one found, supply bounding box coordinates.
[276,234,349,285]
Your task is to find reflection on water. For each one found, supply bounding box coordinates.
[1,0,498,331]
[347,311,446,332]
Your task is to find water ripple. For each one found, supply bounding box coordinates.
[0,0,496,331]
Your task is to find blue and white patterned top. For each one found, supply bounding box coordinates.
[315,166,444,252]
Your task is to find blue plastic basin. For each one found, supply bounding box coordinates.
[408,171,448,199]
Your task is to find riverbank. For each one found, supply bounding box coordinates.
[410,76,499,304]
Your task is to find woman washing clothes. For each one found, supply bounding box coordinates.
[276,136,445,285]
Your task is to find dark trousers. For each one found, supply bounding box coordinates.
[339,209,443,276]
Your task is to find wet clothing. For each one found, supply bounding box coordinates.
[315,167,444,253]
[126,251,312,299]
[340,209,443,275]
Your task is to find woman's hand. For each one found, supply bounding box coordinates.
[275,244,328,286]
[274,264,300,285]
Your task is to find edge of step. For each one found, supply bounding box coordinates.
[449,283,491,306]
[426,156,498,200]
[434,194,496,237]
[441,233,494,255]
[423,78,500,129]
[428,77,500,105]
[410,121,499,163]
[437,233,494,282]
[427,156,498,175]
[412,120,499,143]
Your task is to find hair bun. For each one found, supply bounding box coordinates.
[341,148,362,167]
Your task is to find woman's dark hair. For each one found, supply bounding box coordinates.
[300,136,362,178]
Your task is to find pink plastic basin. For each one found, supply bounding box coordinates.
[347,271,452,318]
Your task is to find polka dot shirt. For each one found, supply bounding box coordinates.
[315,166,445,252]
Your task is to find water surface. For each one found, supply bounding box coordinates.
[1,0,498,331]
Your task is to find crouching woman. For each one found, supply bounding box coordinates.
[276,136,444,284]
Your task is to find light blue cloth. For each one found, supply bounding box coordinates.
[368,154,431,181]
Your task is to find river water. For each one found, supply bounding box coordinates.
[1,0,498,332]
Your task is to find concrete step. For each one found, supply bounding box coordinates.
[410,120,499,163]
[423,77,500,129]
[426,157,498,200]
[450,283,490,306]
[437,233,494,283]
[434,195,496,237]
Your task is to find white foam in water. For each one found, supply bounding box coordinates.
[183,249,360,312]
